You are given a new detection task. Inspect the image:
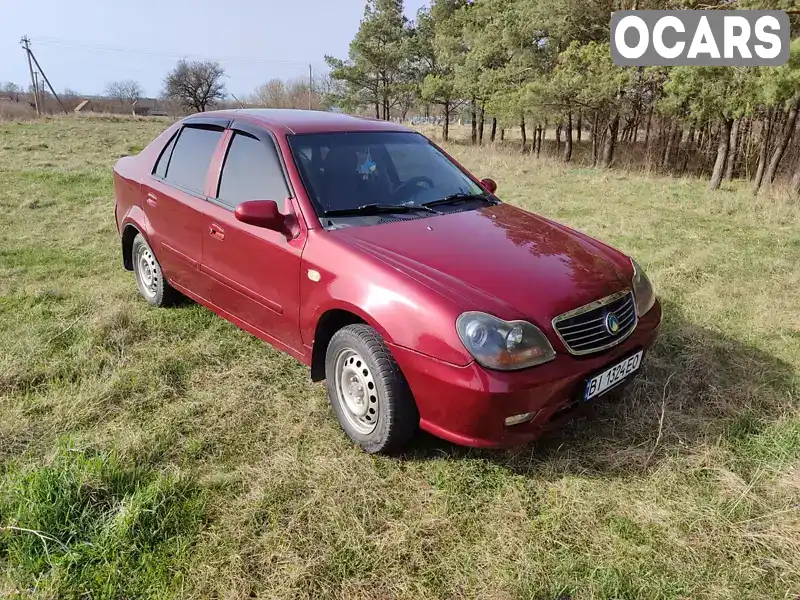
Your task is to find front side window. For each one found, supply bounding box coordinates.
[216,132,289,210]
[164,125,224,194]
[288,132,489,226]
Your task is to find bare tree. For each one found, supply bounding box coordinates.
[163,60,226,113]
[0,82,22,95]
[252,78,289,107]
[104,80,143,108]
[250,76,323,109]
[61,88,81,111]
[0,82,23,105]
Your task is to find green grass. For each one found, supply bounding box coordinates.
[0,441,205,599]
[1,115,799,599]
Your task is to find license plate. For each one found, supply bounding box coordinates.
[585,351,643,401]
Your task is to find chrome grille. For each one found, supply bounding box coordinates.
[552,290,637,356]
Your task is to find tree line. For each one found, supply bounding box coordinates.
[1,61,328,118]
[325,0,800,194]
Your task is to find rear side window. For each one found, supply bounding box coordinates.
[217,132,289,209]
[153,132,178,178]
[164,126,224,194]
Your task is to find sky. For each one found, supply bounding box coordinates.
[1,0,429,98]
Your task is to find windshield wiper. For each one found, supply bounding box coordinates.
[323,203,440,217]
[421,192,497,208]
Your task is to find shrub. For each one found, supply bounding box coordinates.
[0,101,37,121]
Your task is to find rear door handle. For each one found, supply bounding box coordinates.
[209,223,225,241]
[145,192,157,207]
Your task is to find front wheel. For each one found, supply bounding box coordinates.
[325,324,419,453]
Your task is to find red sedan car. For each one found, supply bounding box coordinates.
[113,109,661,453]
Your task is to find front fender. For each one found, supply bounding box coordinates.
[306,298,394,345]
[299,232,471,366]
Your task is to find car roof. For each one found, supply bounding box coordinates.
[189,108,413,135]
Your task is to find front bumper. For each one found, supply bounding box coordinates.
[390,300,662,448]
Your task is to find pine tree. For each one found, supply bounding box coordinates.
[326,0,409,120]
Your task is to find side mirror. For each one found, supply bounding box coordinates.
[234,200,286,233]
[480,178,498,194]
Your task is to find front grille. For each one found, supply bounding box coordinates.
[552,290,637,356]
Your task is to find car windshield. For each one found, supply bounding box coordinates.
[287,131,487,220]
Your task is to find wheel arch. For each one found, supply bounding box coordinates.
[121,223,142,271]
[309,308,372,382]
[120,206,154,271]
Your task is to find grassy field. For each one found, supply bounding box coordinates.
[0,115,798,600]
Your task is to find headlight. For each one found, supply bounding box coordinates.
[631,258,656,317]
[456,312,555,370]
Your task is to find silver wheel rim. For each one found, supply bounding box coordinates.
[334,348,379,435]
[135,244,159,299]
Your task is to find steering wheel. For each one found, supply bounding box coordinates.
[393,176,435,203]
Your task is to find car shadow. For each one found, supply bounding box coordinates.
[403,299,796,477]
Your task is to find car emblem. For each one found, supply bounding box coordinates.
[605,312,621,335]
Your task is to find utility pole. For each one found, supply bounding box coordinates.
[21,36,40,116]
[33,71,42,112]
[20,35,69,115]
[26,43,69,115]
[229,93,245,109]
[308,64,313,110]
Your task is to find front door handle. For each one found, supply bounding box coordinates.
[209,223,225,241]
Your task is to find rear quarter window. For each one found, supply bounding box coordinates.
[152,132,178,179]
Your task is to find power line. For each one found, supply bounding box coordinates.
[29,36,327,69]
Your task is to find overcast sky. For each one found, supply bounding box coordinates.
[1,0,429,98]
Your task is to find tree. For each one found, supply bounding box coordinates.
[163,60,226,113]
[455,0,514,145]
[104,80,143,108]
[753,39,800,191]
[663,66,750,189]
[415,0,471,139]
[326,0,409,119]
[0,82,22,95]
[325,56,380,115]
[252,78,289,107]
[0,82,22,103]
[251,77,321,109]
[61,88,81,111]
[327,0,800,193]
[421,75,462,138]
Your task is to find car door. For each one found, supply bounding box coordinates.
[200,122,306,354]
[143,121,227,298]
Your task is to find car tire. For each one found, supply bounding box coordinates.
[325,324,419,454]
[131,233,179,307]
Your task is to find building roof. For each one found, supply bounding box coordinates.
[194,109,411,135]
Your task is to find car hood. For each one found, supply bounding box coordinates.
[330,204,632,326]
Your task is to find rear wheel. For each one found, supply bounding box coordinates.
[132,234,179,307]
[325,324,419,453]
